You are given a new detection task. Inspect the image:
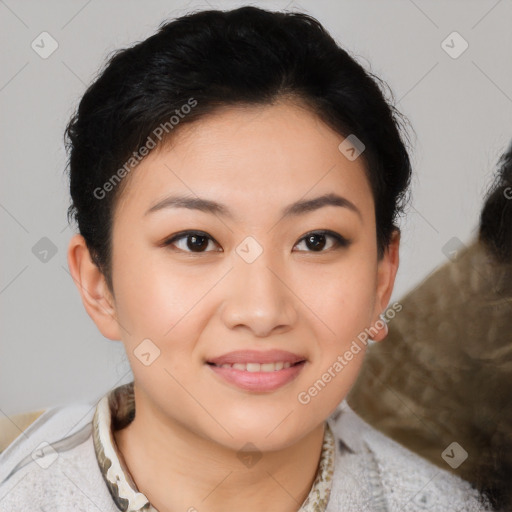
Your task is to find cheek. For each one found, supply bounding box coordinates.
[300,255,377,339]
[296,264,374,419]
[111,245,208,346]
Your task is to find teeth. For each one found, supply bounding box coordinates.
[214,361,299,372]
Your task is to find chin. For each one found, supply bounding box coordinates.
[211,413,310,452]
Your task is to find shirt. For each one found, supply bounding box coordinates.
[0,383,492,511]
[92,381,335,511]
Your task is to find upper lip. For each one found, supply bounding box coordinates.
[207,350,306,366]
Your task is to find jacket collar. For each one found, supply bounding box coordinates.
[92,381,336,512]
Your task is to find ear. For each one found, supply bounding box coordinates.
[370,228,400,342]
[67,234,121,341]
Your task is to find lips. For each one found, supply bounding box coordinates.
[206,350,307,392]
[208,360,306,392]
[206,349,306,366]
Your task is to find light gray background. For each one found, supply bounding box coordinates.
[1,0,511,416]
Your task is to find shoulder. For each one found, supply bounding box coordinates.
[0,401,116,511]
[326,402,493,512]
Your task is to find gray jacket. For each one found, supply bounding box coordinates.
[0,399,492,511]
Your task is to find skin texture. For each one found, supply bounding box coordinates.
[67,100,399,512]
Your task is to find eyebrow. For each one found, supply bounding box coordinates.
[145,192,362,220]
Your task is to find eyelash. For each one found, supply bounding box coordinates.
[162,230,351,254]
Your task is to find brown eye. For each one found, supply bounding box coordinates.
[163,229,350,254]
[294,231,350,252]
[163,231,220,253]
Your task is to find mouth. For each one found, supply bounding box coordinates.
[206,360,305,372]
[207,360,306,393]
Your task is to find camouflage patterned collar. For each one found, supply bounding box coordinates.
[92,381,335,512]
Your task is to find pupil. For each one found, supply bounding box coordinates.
[188,234,208,251]
[306,234,326,251]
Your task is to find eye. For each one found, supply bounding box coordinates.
[162,231,221,253]
[293,230,350,253]
[162,229,350,254]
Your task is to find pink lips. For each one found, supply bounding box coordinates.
[206,349,307,392]
[207,349,306,366]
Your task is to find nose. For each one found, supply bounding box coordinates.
[220,248,298,338]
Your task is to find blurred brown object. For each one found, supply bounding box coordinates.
[348,144,512,512]
[0,410,45,453]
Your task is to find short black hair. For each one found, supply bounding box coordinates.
[64,6,413,293]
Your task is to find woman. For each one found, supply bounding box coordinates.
[0,6,492,511]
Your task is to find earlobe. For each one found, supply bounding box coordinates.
[66,234,121,341]
[370,314,389,342]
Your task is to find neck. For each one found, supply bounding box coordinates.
[113,387,327,512]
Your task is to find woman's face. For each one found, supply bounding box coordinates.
[91,101,398,451]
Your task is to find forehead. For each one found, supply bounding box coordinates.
[114,101,374,224]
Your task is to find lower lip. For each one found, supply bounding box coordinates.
[207,362,306,392]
